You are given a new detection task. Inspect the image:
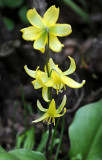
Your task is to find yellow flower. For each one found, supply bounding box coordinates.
[24,56,85,101]
[32,95,67,126]
[24,65,52,102]
[20,5,72,53]
[45,56,86,94]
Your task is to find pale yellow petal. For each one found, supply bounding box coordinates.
[49,24,72,37]
[34,31,47,53]
[27,8,44,28]
[49,58,62,73]
[36,70,44,86]
[44,79,53,87]
[49,34,64,52]
[32,113,48,123]
[37,100,47,112]
[24,65,36,78]
[55,108,66,117]
[62,76,86,88]
[20,26,42,41]
[32,80,42,89]
[56,95,67,114]
[43,5,59,26]
[51,70,61,84]
[42,87,50,102]
[47,99,56,116]
[63,56,76,76]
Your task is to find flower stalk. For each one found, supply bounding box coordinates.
[45,32,52,160]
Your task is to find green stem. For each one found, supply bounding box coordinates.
[55,116,65,160]
[46,31,50,77]
[45,32,53,160]
[50,118,60,160]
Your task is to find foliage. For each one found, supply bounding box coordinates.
[3,16,15,31]
[0,147,46,160]
[63,0,94,28]
[69,99,102,160]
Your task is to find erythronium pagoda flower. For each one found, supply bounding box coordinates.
[20,5,72,53]
[24,65,52,102]
[24,56,85,102]
[45,56,86,94]
[32,95,67,126]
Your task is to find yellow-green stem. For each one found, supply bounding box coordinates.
[45,32,53,160]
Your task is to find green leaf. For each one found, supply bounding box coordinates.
[69,99,102,160]
[36,131,49,152]
[0,152,20,160]
[15,133,25,149]
[18,6,29,24]
[0,146,6,153]
[4,0,23,8]
[9,149,46,160]
[23,127,35,149]
[3,17,15,31]
[63,0,94,29]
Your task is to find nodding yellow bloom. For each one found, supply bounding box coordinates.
[32,95,67,126]
[24,56,85,101]
[20,5,72,53]
[45,56,86,94]
[24,65,52,102]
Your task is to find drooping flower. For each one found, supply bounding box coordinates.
[32,95,67,126]
[45,56,86,94]
[20,5,72,53]
[24,65,52,102]
[24,56,85,101]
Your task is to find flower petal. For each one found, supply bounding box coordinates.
[20,26,42,41]
[49,58,62,73]
[44,79,53,87]
[32,80,42,89]
[42,87,50,102]
[27,8,44,28]
[49,24,72,37]
[63,56,76,76]
[43,5,59,26]
[34,31,47,53]
[37,100,47,112]
[55,108,66,117]
[56,95,67,114]
[47,99,56,116]
[49,34,64,52]
[62,76,86,88]
[24,65,36,78]
[32,113,48,123]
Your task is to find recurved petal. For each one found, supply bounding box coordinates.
[24,65,36,78]
[56,95,67,114]
[32,113,48,123]
[27,8,44,28]
[43,5,59,26]
[49,24,72,37]
[42,87,50,102]
[49,58,62,73]
[32,80,42,89]
[55,108,66,117]
[62,76,86,88]
[37,100,47,112]
[20,26,42,41]
[63,56,76,76]
[34,31,47,53]
[49,35,64,52]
